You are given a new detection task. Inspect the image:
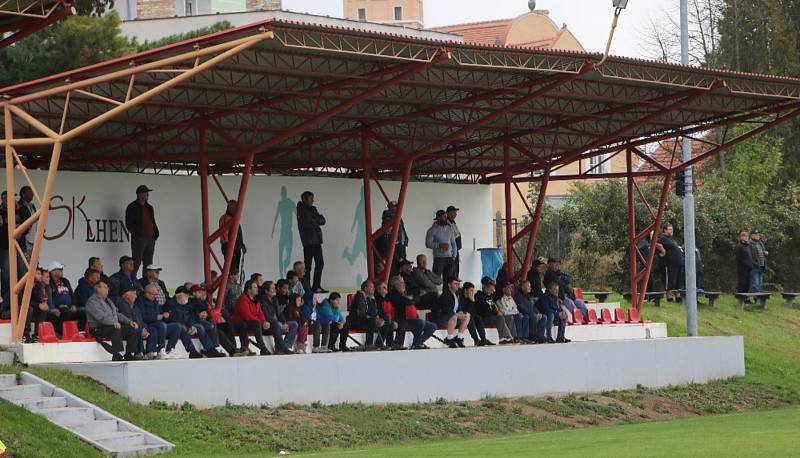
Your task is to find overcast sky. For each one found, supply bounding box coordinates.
[283,0,677,59]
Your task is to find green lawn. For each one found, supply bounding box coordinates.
[298,407,800,458]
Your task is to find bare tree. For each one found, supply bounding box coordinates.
[638,0,723,66]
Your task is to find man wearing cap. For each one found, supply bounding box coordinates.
[749,230,768,293]
[435,277,470,348]
[114,285,147,358]
[375,202,409,276]
[125,185,159,277]
[86,280,141,361]
[164,286,222,359]
[88,257,110,285]
[219,200,247,272]
[475,277,514,344]
[538,280,570,343]
[446,206,462,277]
[47,261,82,332]
[140,265,169,306]
[526,258,547,300]
[296,190,328,293]
[109,256,143,301]
[425,210,458,279]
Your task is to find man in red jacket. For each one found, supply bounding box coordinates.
[231,279,270,356]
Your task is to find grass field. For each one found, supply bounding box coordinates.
[1,294,799,457]
[299,407,800,458]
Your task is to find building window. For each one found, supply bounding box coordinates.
[358,8,367,21]
[394,6,403,20]
[588,154,610,174]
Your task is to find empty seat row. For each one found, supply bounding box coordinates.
[571,307,647,325]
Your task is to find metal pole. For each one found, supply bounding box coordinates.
[362,131,375,280]
[626,148,638,309]
[681,0,698,336]
[503,144,514,279]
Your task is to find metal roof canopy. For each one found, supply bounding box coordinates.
[4,16,800,342]
[0,0,73,48]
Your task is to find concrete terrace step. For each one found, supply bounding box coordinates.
[0,351,14,365]
[8,372,174,456]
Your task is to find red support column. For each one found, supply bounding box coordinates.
[379,160,413,285]
[517,167,550,282]
[636,173,672,310]
[199,127,212,291]
[362,131,375,281]
[503,144,515,279]
[626,148,639,308]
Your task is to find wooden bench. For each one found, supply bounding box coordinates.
[702,291,722,308]
[622,291,665,307]
[734,292,772,310]
[781,293,800,307]
[583,291,612,303]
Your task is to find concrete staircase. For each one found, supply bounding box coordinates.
[0,372,174,457]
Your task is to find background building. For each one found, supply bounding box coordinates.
[343,0,424,29]
[114,0,280,21]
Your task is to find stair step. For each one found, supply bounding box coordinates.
[61,419,119,436]
[110,443,172,458]
[0,383,42,400]
[92,431,147,449]
[0,374,16,388]
[19,396,67,410]
[40,406,95,423]
[0,351,13,365]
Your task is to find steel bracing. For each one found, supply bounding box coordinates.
[3,17,800,340]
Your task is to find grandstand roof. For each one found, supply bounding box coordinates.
[0,0,73,47]
[2,13,800,182]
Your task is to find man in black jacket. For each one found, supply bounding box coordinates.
[125,185,159,277]
[435,277,470,348]
[139,265,169,306]
[734,231,753,294]
[109,256,143,301]
[658,223,683,300]
[389,276,436,350]
[348,280,393,349]
[296,191,327,293]
[258,281,295,355]
[526,258,547,300]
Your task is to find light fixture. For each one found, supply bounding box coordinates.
[613,0,629,9]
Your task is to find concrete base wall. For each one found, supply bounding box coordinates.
[47,336,744,407]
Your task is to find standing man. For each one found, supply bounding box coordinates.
[219,200,247,271]
[749,230,768,293]
[0,195,8,306]
[425,210,457,279]
[734,231,753,295]
[296,191,327,293]
[446,206,462,278]
[17,186,37,260]
[125,185,159,277]
[658,223,683,301]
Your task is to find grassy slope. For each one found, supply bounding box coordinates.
[300,407,800,458]
[0,294,798,456]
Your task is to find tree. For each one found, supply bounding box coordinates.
[638,0,723,67]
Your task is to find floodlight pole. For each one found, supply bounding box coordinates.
[681,0,699,336]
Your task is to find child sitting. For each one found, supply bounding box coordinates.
[321,292,349,352]
[284,293,308,354]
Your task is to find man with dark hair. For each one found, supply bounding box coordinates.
[749,230,768,293]
[164,286,223,359]
[409,254,442,304]
[125,185,158,277]
[376,201,409,276]
[86,280,141,361]
[219,200,247,271]
[250,273,264,288]
[296,191,327,293]
[109,255,143,301]
[88,257,110,284]
[75,268,101,310]
[658,223,683,301]
[515,280,546,343]
[349,279,393,350]
[400,259,438,310]
[435,277,470,348]
[446,206,462,277]
[734,231,753,295]
[17,186,37,259]
[258,281,295,355]
[425,210,457,279]
[140,264,169,306]
[389,275,436,350]
[287,270,305,297]
[526,258,547,300]
[475,277,514,344]
[222,266,242,322]
[538,281,570,343]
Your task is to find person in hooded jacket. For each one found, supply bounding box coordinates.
[296,191,327,293]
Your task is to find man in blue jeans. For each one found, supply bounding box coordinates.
[167,286,226,358]
[389,276,436,350]
[749,230,768,293]
[537,281,570,344]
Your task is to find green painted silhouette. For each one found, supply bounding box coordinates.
[342,186,366,266]
[272,185,295,276]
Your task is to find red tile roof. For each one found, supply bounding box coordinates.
[636,138,715,181]
[431,18,513,46]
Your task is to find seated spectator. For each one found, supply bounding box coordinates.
[222,266,242,321]
[250,273,264,288]
[86,280,141,361]
[165,286,224,358]
[293,261,311,294]
[140,265,169,306]
[48,261,82,333]
[88,256,110,285]
[543,258,588,318]
[188,285,237,356]
[257,281,296,355]
[311,294,332,353]
[514,280,546,344]
[475,277,514,344]
[75,268,101,311]
[109,255,143,301]
[284,293,308,353]
[302,293,323,352]
[434,277,470,348]
[115,285,147,359]
[137,284,170,359]
[460,281,493,346]
[231,279,270,356]
[402,257,439,310]
[347,280,393,350]
[389,276,436,350]
[287,270,305,297]
[24,268,49,342]
[526,258,547,301]
[495,263,509,289]
[322,292,350,352]
[496,282,524,343]
[374,281,399,347]
[537,281,571,344]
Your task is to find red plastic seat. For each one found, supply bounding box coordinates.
[62,321,80,340]
[600,309,613,324]
[614,308,626,323]
[628,308,642,323]
[347,294,355,310]
[586,309,599,324]
[572,309,585,325]
[38,322,59,343]
[574,288,585,300]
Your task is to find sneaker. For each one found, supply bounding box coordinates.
[546,337,556,344]
[189,350,204,359]
[204,349,225,358]
[445,338,458,349]
[556,337,572,343]
[476,340,486,347]
[163,351,183,360]
[144,352,158,360]
[410,344,429,350]
[232,350,248,357]
[274,348,293,355]
[482,340,496,346]
[158,349,167,359]
[499,339,514,345]
[260,349,272,356]
[312,347,325,354]
[123,353,138,361]
[294,347,306,354]
[112,353,124,362]
[339,347,351,353]
[391,344,407,351]
[455,338,466,348]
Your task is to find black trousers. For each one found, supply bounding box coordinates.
[216,321,238,355]
[91,324,139,356]
[235,320,267,352]
[736,267,750,293]
[25,306,48,340]
[264,317,289,351]
[131,236,156,278]
[467,313,487,343]
[220,243,243,271]
[47,306,78,337]
[303,243,324,290]
[328,322,349,351]
[432,257,455,279]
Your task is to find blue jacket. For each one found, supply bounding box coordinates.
[137,296,162,324]
[317,300,344,325]
[49,277,74,309]
[514,291,535,316]
[302,296,316,321]
[537,292,560,315]
[75,277,94,308]
[166,298,195,327]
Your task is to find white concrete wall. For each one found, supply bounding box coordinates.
[2,169,491,289]
[48,336,744,406]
